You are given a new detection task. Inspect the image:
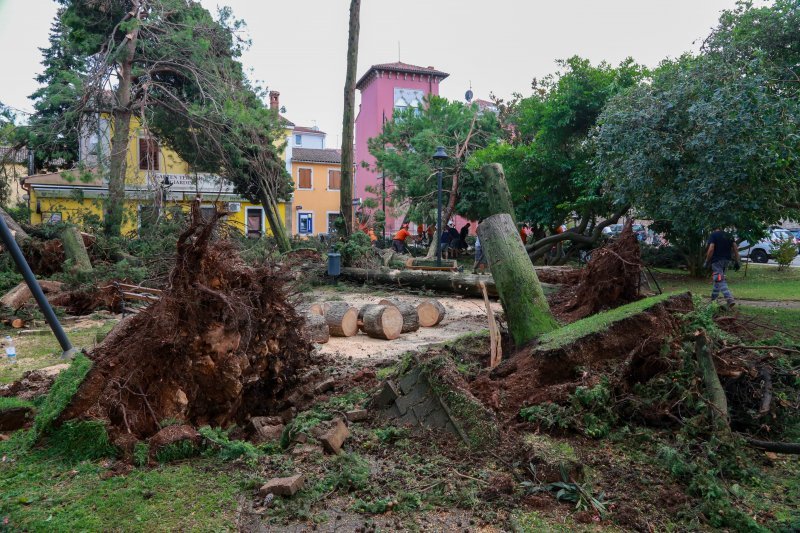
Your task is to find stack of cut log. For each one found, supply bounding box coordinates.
[302,297,446,344]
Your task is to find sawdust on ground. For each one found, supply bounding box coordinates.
[308,289,501,360]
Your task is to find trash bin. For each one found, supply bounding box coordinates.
[327,252,341,277]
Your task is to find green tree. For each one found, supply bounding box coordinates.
[595,2,800,275]
[471,57,646,263]
[23,13,84,172]
[368,95,500,255]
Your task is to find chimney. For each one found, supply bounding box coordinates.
[269,91,280,111]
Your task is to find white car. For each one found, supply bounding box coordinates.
[739,228,798,264]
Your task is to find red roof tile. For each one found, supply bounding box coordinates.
[356,61,449,90]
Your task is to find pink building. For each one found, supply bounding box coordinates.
[354,62,449,235]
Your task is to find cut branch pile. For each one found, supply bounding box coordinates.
[59,208,314,440]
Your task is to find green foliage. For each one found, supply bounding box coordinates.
[198,426,264,463]
[471,56,645,232]
[523,466,608,518]
[31,353,92,440]
[328,453,370,492]
[520,379,617,439]
[640,244,685,270]
[519,402,571,430]
[155,439,200,464]
[47,420,116,463]
[334,231,376,268]
[352,492,423,515]
[368,95,501,223]
[0,397,35,411]
[595,0,800,273]
[279,389,369,448]
[133,442,149,467]
[373,426,409,444]
[773,239,797,270]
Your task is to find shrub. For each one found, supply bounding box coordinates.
[772,238,797,270]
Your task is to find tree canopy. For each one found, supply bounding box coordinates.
[368,95,501,226]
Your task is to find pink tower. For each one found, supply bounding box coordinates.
[354,62,449,235]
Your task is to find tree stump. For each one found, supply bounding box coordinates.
[478,213,557,345]
[360,304,403,340]
[417,299,446,327]
[324,302,358,337]
[60,226,93,273]
[305,313,330,344]
[378,299,420,333]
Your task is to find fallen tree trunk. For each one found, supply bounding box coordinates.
[60,226,93,273]
[1,280,65,311]
[0,206,29,246]
[339,267,560,299]
[478,213,558,345]
[695,332,729,432]
[417,299,446,327]
[743,436,800,455]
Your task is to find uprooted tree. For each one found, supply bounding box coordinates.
[34,1,293,249]
[59,203,314,440]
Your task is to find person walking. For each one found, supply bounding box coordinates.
[392,224,411,253]
[704,227,740,307]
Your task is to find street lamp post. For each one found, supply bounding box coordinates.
[432,146,448,266]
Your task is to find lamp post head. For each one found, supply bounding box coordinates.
[432,146,448,163]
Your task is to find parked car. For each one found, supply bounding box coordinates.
[739,228,798,263]
[787,228,800,253]
[601,223,646,240]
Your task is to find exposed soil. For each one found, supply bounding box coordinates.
[471,293,693,420]
[552,224,644,322]
[59,210,320,440]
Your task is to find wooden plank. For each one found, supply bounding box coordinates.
[480,281,502,369]
[121,292,160,302]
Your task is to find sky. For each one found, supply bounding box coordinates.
[0,0,740,144]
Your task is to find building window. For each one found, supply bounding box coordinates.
[295,134,302,146]
[328,169,341,190]
[200,205,216,222]
[246,207,263,238]
[138,138,159,171]
[298,168,312,189]
[298,212,313,235]
[327,213,340,234]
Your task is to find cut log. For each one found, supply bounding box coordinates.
[1,280,65,311]
[478,213,558,345]
[378,299,420,333]
[60,226,93,273]
[11,318,25,329]
[324,302,359,337]
[418,299,446,327]
[305,313,330,344]
[357,304,381,329]
[308,303,325,316]
[360,304,403,340]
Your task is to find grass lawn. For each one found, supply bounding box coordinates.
[737,305,800,335]
[0,319,117,384]
[653,264,800,301]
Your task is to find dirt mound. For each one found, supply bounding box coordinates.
[471,293,693,419]
[553,224,643,321]
[59,209,315,440]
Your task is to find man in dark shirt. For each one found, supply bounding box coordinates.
[704,228,740,307]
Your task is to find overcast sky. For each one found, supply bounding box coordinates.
[1,0,740,143]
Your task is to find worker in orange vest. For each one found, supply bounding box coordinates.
[392,224,411,253]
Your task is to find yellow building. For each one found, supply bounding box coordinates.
[290,147,343,236]
[23,115,291,237]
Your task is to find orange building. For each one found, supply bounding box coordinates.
[290,147,343,237]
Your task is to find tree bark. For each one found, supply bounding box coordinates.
[259,190,291,253]
[305,313,330,344]
[1,280,64,311]
[105,8,139,238]
[478,213,558,345]
[339,0,361,237]
[324,302,359,337]
[0,207,29,245]
[60,226,93,273]
[360,304,403,340]
[482,164,516,225]
[338,267,561,299]
[695,332,729,432]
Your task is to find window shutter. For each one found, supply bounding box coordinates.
[328,170,341,190]
[299,168,312,189]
